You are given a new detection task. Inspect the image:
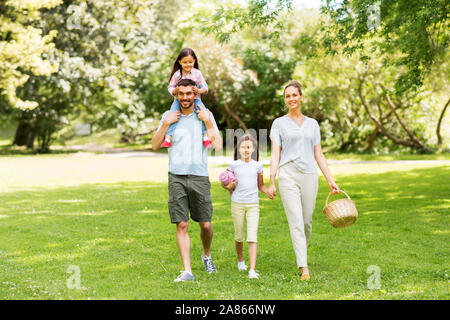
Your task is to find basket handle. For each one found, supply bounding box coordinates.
[325,190,351,207]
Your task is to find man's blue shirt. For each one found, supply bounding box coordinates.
[157,108,219,176]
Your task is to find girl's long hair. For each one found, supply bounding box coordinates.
[234,134,259,161]
[169,48,199,82]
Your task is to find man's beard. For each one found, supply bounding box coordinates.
[180,100,194,109]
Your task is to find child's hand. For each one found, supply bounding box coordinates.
[265,190,274,200]
[267,183,277,199]
[172,87,179,96]
[226,180,237,195]
[164,111,181,126]
[193,86,199,96]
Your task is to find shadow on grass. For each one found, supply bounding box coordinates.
[0,145,79,156]
[0,165,448,299]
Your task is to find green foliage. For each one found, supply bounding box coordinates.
[8,0,182,151]
[321,0,450,92]
[238,47,297,129]
[0,0,447,154]
[292,9,449,153]
[199,0,293,43]
[0,0,61,110]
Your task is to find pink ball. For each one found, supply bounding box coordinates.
[219,170,236,186]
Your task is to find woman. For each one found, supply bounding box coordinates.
[268,80,339,280]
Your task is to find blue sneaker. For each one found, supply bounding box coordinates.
[174,271,195,282]
[202,255,217,273]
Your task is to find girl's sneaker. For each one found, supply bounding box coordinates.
[248,270,259,279]
[203,136,212,148]
[161,137,172,148]
[237,261,248,271]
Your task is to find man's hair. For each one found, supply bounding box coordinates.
[176,78,196,88]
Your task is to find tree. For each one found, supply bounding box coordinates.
[293,8,448,152]
[199,0,293,43]
[0,0,61,110]
[11,0,180,152]
[321,0,450,92]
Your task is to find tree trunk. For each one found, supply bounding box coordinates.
[382,88,429,150]
[365,127,379,152]
[358,78,430,151]
[13,122,35,149]
[437,98,450,146]
[223,103,248,131]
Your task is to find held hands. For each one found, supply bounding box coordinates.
[267,183,277,199]
[265,189,274,200]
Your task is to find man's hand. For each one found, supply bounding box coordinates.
[195,104,211,123]
[164,111,181,126]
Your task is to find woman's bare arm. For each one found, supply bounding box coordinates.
[314,143,339,193]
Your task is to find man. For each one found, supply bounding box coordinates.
[152,78,222,282]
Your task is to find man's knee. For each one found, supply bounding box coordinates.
[199,221,212,232]
[176,221,189,233]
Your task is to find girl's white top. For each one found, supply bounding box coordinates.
[270,115,321,174]
[227,159,263,203]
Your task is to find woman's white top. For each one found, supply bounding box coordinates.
[269,115,321,174]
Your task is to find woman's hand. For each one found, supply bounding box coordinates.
[267,183,277,199]
[265,190,274,200]
[328,180,340,194]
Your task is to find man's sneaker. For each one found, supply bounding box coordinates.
[202,255,217,273]
[248,270,259,279]
[237,261,248,271]
[174,271,195,282]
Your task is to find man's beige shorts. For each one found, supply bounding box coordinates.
[231,201,259,243]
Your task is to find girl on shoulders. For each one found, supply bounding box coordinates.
[161,47,212,148]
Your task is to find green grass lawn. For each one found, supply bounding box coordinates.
[0,155,448,300]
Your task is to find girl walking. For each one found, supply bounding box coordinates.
[161,47,212,148]
[268,80,340,281]
[222,134,272,279]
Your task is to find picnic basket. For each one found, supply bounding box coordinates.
[323,190,358,228]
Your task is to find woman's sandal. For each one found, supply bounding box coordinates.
[300,273,310,281]
[300,267,310,280]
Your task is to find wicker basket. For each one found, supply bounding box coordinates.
[323,190,358,228]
